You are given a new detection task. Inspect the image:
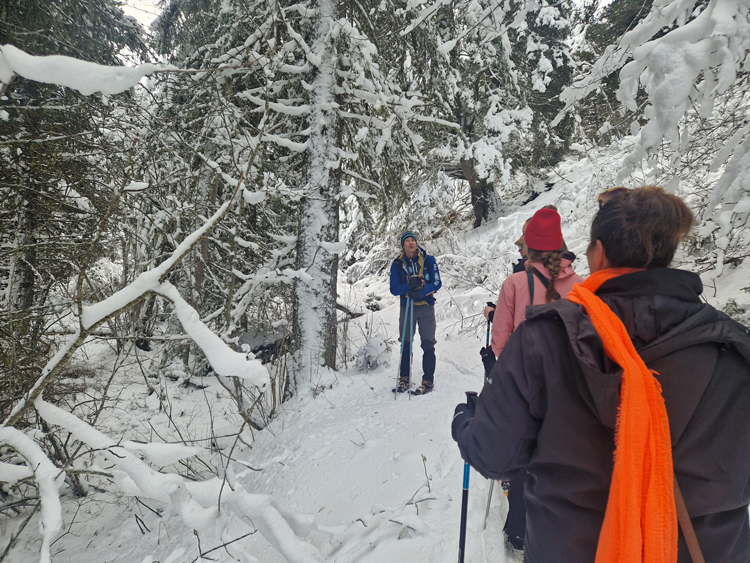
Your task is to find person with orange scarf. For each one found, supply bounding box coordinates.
[452,186,750,562]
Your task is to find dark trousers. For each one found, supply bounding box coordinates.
[398,303,436,383]
[504,468,528,543]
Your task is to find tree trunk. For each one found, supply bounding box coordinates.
[479,177,493,222]
[9,198,37,337]
[460,157,490,228]
[289,0,341,398]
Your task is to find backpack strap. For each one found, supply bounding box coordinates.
[527,267,561,303]
[675,475,706,563]
[527,270,535,305]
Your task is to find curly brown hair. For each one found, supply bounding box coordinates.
[589,186,695,268]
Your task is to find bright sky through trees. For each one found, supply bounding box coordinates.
[120,0,160,26]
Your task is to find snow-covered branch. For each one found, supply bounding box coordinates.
[154,280,269,382]
[0,44,273,96]
[0,44,171,95]
[33,399,323,563]
[3,175,269,429]
[554,0,750,176]
[0,427,63,563]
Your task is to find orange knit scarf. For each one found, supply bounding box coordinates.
[567,268,677,563]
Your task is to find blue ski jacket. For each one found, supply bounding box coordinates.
[390,246,441,307]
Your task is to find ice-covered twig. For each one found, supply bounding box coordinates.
[34,398,323,562]
[0,427,63,563]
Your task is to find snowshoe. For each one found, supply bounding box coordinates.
[410,380,434,395]
[392,378,409,393]
[502,480,511,497]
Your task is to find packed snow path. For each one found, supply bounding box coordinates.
[235,286,519,563]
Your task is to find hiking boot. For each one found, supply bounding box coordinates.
[410,380,434,395]
[392,378,409,393]
[504,532,525,557]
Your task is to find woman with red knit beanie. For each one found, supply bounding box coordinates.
[485,206,584,553]
[489,207,584,358]
[453,186,750,563]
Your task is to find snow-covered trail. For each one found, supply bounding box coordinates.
[233,284,519,562]
[16,284,514,563]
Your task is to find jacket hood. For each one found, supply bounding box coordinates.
[397,245,426,263]
[526,268,750,434]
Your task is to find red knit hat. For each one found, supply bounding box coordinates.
[524,208,563,251]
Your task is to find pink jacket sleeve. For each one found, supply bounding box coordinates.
[491,277,517,357]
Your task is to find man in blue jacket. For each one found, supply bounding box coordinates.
[390,231,441,395]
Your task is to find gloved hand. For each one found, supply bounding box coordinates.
[485,301,496,323]
[480,346,496,375]
[407,288,422,300]
[452,391,478,441]
[466,390,478,411]
[408,276,424,290]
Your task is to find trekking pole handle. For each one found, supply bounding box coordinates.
[466,391,478,411]
[485,302,495,345]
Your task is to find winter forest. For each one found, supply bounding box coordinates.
[1,0,749,561]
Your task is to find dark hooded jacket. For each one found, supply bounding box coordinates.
[453,268,750,563]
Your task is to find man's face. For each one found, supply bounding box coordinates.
[403,237,417,256]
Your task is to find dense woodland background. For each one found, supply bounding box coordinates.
[1,0,749,561]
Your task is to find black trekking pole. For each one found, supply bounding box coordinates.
[480,302,497,383]
[458,391,478,563]
[482,304,497,529]
[483,308,494,530]
[459,463,470,563]
[407,297,414,400]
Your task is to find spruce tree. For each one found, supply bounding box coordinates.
[392,0,575,228]
[147,0,425,399]
[0,0,147,421]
